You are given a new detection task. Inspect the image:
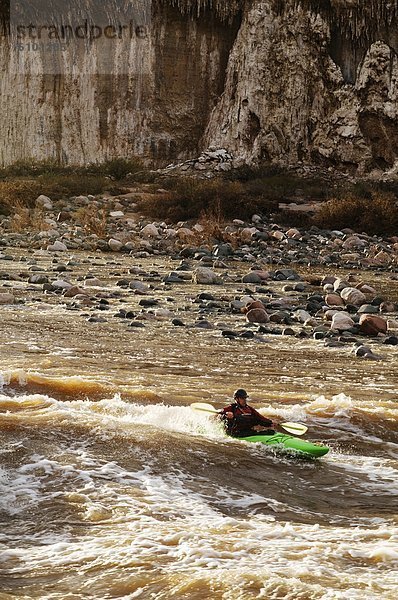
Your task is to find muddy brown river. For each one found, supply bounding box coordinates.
[1,249,397,599]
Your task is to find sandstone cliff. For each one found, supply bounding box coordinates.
[1,0,397,173]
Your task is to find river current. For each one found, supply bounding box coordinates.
[1,251,397,599]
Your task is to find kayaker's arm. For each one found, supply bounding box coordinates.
[251,407,274,428]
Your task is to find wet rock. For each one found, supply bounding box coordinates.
[379,301,396,313]
[108,239,123,252]
[313,331,325,340]
[87,316,107,323]
[274,269,301,281]
[222,330,238,338]
[340,287,367,306]
[282,327,295,336]
[193,267,220,285]
[129,280,150,293]
[242,272,262,284]
[246,308,269,323]
[354,345,383,360]
[63,286,87,298]
[357,304,379,314]
[383,335,398,345]
[269,310,291,324]
[163,273,184,283]
[359,314,387,336]
[330,312,355,331]
[47,240,67,252]
[35,195,53,210]
[172,318,185,326]
[139,298,158,307]
[0,292,15,304]
[239,330,255,339]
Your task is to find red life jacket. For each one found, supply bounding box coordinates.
[220,403,272,436]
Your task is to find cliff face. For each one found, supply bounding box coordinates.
[1,0,398,171]
[205,0,398,172]
[0,1,240,166]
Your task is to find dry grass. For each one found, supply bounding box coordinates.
[0,158,148,217]
[7,201,49,233]
[137,177,280,222]
[72,205,108,237]
[0,174,109,216]
[312,193,398,234]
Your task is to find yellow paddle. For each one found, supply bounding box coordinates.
[190,402,308,436]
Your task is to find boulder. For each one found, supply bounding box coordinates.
[108,238,123,252]
[340,287,367,306]
[63,286,87,298]
[325,293,344,307]
[47,240,67,252]
[243,300,266,313]
[246,308,269,323]
[359,314,387,336]
[35,194,53,210]
[330,312,355,331]
[242,272,262,284]
[380,301,396,313]
[193,267,220,285]
[333,278,350,292]
[141,224,159,238]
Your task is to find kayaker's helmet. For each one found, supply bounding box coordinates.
[234,389,248,400]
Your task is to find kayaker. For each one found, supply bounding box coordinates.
[219,389,275,438]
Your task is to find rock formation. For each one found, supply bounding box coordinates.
[0,0,397,172]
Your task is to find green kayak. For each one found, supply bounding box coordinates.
[239,432,329,458]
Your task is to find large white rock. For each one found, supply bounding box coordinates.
[52,279,73,289]
[141,224,159,238]
[193,267,220,285]
[331,312,355,331]
[129,280,149,292]
[295,309,312,323]
[340,287,366,306]
[35,194,53,210]
[47,240,67,252]
[108,238,123,251]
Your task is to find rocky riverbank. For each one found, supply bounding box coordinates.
[1,189,398,369]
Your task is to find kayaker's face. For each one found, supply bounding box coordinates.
[236,396,248,407]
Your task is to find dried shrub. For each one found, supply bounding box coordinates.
[7,202,49,233]
[312,193,398,235]
[137,177,280,222]
[73,205,108,237]
[41,174,108,198]
[0,180,44,212]
[0,174,108,216]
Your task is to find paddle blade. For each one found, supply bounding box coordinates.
[190,402,219,414]
[280,422,308,436]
